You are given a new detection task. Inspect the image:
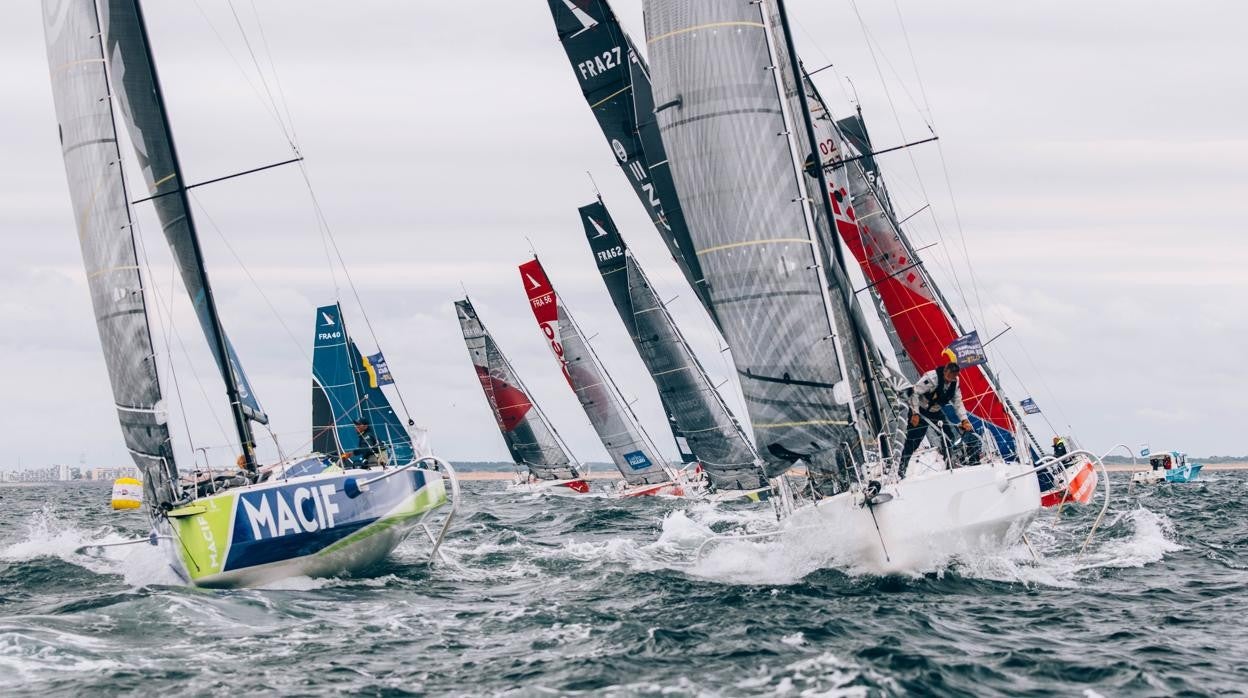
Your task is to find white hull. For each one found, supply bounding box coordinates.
[505,477,590,496]
[783,462,1040,574]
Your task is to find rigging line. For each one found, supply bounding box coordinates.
[846,0,981,333]
[887,0,990,333]
[186,190,311,365]
[1006,331,1074,431]
[225,0,296,150]
[294,161,415,424]
[132,216,200,455]
[187,0,291,146]
[132,224,230,449]
[247,0,301,146]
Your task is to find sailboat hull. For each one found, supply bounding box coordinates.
[164,466,447,588]
[506,478,591,495]
[785,462,1040,574]
[1040,458,1098,507]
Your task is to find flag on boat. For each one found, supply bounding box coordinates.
[1140,444,1151,457]
[1020,398,1041,414]
[942,331,987,369]
[363,352,394,388]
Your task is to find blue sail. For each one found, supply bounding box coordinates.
[348,339,414,465]
[312,303,362,456]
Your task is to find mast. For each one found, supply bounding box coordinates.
[126,0,257,469]
[773,0,888,452]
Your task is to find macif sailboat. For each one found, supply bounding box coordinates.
[643,0,1057,571]
[580,200,770,502]
[454,298,591,495]
[520,258,698,497]
[44,0,456,587]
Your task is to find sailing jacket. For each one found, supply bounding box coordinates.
[909,369,969,422]
[348,427,385,464]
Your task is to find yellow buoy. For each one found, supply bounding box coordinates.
[111,477,143,510]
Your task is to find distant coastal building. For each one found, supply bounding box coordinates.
[1,465,138,483]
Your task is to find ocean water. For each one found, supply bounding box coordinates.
[0,472,1244,696]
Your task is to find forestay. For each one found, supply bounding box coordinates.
[581,201,765,491]
[455,299,581,481]
[100,0,267,424]
[545,0,717,329]
[520,259,671,486]
[644,0,862,490]
[42,0,178,509]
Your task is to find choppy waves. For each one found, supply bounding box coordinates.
[1,474,1245,695]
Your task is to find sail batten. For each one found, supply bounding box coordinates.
[42,0,177,510]
[455,299,581,481]
[644,0,863,491]
[520,259,672,486]
[581,200,765,490]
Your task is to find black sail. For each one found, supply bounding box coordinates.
[581,201,766,491]
[100,0,267,426]
[42,0,177,509]
[545,0,717,330]
[455,300,581,481]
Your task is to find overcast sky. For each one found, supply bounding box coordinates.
[2,0,1244,470]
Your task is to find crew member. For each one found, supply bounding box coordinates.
[899,361,982,477]
[340,419,386,468]
[1052,436,1068,459]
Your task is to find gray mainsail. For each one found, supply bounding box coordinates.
[580,200,766,491]
[455,299,581,481]
[520,258,673,486]
[42,0,178,509]
[643,0,866,491]
[100,0,268,436]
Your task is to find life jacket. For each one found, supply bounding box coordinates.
[926,371,959,412]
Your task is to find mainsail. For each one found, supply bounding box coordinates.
[455,299,581,481]
[100,0,268,429]
[520,258,672,486]
[644,0,867,490]
[544,0,717,328]
[580,201,766,491]
[42,0,178,509]
[311,303,414,464]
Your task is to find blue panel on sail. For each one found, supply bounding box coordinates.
[224,333,267,424]
[312,304,362,456]
[348,339,413,465]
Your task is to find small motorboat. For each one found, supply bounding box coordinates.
[1132,451,1203,484]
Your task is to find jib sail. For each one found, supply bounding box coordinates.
[520,258,672,486]
[42,0,178,509]
[581,200,766,491]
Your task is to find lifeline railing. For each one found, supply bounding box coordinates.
[343,455,461,565]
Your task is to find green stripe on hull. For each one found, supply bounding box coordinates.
[319,477,447,557]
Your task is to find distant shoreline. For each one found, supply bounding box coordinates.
[4,461,1243,486]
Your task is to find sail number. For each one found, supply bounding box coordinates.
[578,47,623,80]
[596,246,623,262]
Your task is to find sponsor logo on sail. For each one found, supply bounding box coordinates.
[321,311,336,326]
[623,450,652,471]
[562,0,599,38]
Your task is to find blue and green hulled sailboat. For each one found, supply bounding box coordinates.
[44,0,455,587]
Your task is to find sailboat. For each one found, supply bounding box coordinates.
[454,298,590,495]
[43,0,456,587]
[580,200,770,502]
[797,80,1097,509]
[520,258,698,497]
[642,0,1063,571]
